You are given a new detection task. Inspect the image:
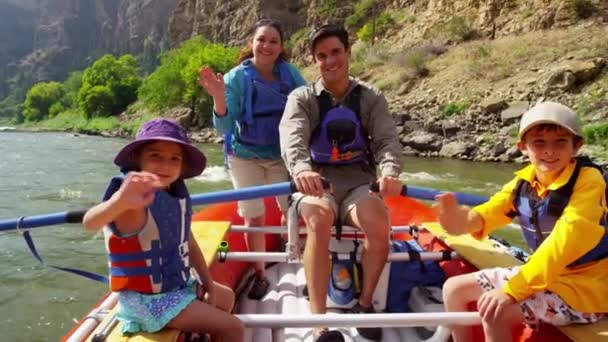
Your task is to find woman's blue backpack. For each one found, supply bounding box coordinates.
[386,239,446,312]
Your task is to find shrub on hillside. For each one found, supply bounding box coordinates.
[356,12,395,43]
[350,41,391,76]
[440,102,468,117]
[287,27,308,51]
[392,9,417,24]
[320,0,339,16]
[393,44,447,78]
[571,0,596,19]
[584,123,608,148]
[403,52,429,77]
[443,16,477,42]
[23,81,65,122]
[345,0,377,29]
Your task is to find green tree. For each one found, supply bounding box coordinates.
[22,81,65,121]
[63,71,83,108]
[80,85,114,118]
[78,54,141,118]
[48,102,65,117]
[138,37,238,124]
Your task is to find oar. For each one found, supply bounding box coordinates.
[0,180,327,232]
[1,181,481,231]
[371,183,488,206]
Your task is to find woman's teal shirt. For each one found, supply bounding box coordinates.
[212,62,306,160]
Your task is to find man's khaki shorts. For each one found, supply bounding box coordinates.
[291,183,387,223]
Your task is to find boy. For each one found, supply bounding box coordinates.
[436,101,608,342]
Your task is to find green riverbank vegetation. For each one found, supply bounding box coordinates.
[5,37,238,136]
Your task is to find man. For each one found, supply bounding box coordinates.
[279,24,403,342]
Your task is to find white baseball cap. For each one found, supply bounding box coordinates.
[518,102,583,140]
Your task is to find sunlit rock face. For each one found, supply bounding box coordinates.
[2,0,177,98]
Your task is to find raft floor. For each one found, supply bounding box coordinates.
[236,262,422,342]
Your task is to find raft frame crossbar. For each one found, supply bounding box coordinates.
[235,312,481,328]
[218,251,459,263]
[229,224,416,234]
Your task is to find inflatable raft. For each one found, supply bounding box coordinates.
[62,195,605,342]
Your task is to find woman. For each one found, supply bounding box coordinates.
[199,19,306,300]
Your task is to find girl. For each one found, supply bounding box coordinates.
[83,118,244,341]
[198,19,306,300]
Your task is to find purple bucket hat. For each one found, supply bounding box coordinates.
[114,118,206,179]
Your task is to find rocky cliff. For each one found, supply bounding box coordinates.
[168,0,607,163]
[168,0,309,47]
[1,0,177,100]
[167,0,607,49]
[0,1,38,99]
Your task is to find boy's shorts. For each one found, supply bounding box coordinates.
[291,184,387,223]
[476,267,604,329]
[228,156,289,219]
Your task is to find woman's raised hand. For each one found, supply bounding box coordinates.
[198,66,225,99]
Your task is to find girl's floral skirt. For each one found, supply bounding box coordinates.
[117,279,196,334]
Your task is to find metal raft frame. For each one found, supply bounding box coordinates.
[206,206,479,341]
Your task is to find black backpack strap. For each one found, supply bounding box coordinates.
[507,179,525,218]
[547,158,589,217]
[312,90,334,139]
[511,179,546,245]
[347,85,376,167]
[346,85,362,120]
[401,241,426,273]
[572,156,608,220]
[317,90,334,122]
[346,85,367,136]
[335,214,343,240]
[575,155,605,176]
[537,159,584,245]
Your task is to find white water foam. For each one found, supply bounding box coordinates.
[399,171,442,182]
[194,165,230,183]
[59,188,83,199]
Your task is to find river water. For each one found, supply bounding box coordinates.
[0,132,521,341]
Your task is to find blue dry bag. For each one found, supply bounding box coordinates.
[386,239,445,312]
